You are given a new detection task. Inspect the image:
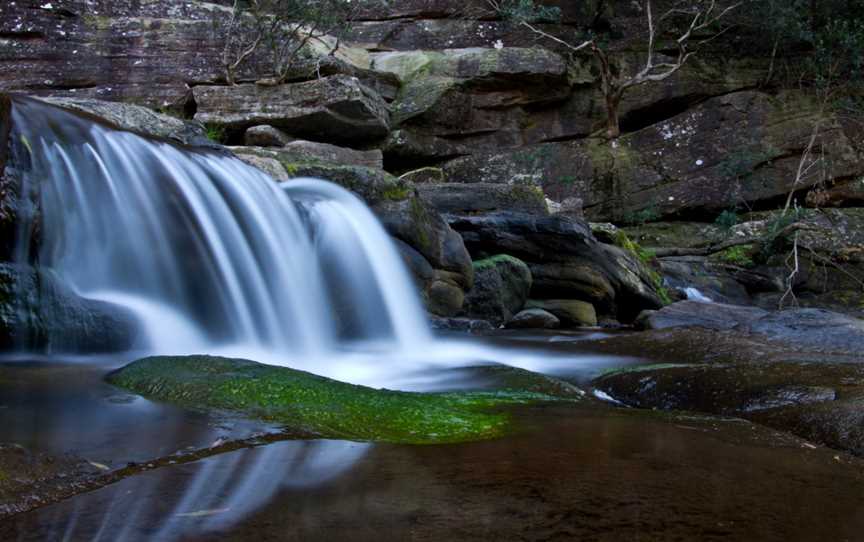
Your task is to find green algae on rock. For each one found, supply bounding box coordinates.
[107,355,577,445]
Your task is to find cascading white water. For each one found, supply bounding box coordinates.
[11,97,431,360]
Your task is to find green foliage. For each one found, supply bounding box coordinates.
[714,209,739,232]
[219,0,380,84]
[204,124,226,143]
[613,231,671,305]
[474,254,526,272]
[108,355,576,445]
[380,184,411,201]
[716,245,755,267]
[747,0,864,86]
[622,206,660,227]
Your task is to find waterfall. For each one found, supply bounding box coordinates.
[9,97,431,360]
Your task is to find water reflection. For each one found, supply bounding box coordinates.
[33,440,370,542]
[6,406,864,542]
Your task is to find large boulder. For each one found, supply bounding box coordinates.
[642,300,864,355]
[234,139,383,169]
[39,97,211,146]
[194,75,391,144]
[232,145,407,204]
[462,255,532,324]
[374,195,473,290]
[0,264,137,353]
[640,300,769,331]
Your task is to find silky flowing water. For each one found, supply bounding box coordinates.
[2,98,864,540]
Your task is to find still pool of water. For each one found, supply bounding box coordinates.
[2,333,864,541]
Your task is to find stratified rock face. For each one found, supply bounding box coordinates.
[0,1,389,112]
[442,91,863,221]
[0,0,230,111]
[462,254,532,324]
[415,183,548,215]
[194,76,391,144]
[0,264,137,352]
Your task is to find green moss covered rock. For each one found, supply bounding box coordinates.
[107,355,576,445]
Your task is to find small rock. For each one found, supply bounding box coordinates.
[505,309,560,330]
[526,299,597,327]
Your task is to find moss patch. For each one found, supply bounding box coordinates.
[612,230,672,305]
[473,254,526,272]
[107,356,576,445]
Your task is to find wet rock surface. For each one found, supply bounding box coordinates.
[586,324,864,456]
[641,300,864,355]
[0,443,100,518]
[0,264,137,353]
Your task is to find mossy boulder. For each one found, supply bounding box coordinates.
[107,355,577,445]
[462,255,533,324]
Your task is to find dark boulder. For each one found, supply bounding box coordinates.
[0,264,137,353]
[640,300,769,331]
[462,255,532,324]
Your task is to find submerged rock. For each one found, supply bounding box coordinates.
[0,443,101,519]
[108,355,578,444]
